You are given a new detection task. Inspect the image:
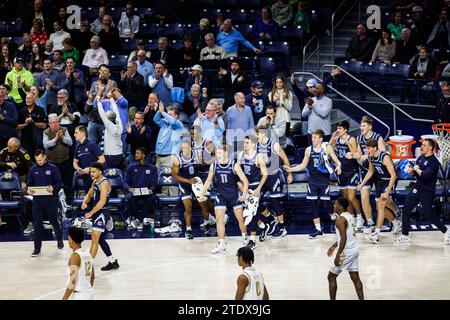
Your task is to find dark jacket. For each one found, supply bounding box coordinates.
[0,99,18,139]
[142,107,160,152]
[26,162,62,203]
[436,95,450,123]
[345,35,375,62]
[245,92,271,125]
[0,147,33,176]
[393,38,417,64]
[125,124,152,155]
[220,71,247,110]
[410,56,437,79]
[119,72,145,107]
[98,27,120,55]
[124,160,158,193]
[150,46,179,69]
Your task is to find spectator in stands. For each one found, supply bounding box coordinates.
[153,0,181,24]
[410,46,437,79]
[408,6,433,48]
[22,0,52,35]
[16,35,33,63]
[5,57,34,105]
[72,20,94,57]
[301,83,332,141]
[268,76,292,135]
[0,83,18,148]
[387,11,406,41]
[294,1,310,35]
[89,64,117,97]
[49,20,70,51]
[427,8,450,52]
[0,45,13,83]
[43,40,54,60]
[125,112,152,162]
[30,18,47,47]
[271,0,294,27]
[184,64,209,93]
[150,37,179,69]
[252,6,280,41]
[49,89,81,137]
[17,93,47,155]
[136,50,155,87]
[96,89,124,169]
[194,101,225,148]
[393,28,417,64]
[60,57,85,108]
[34,59,62,111]
[85,81,105,144]
[128,40,151,62]
[370,29,397,64]
[82,36,109,74]
[149,62,173,106]
[120,61,145,108]
[342,23,374,63]
[62,38,80,65]
[256,104,286,148]
[435,81,450,123]
[179,34,200,70]
[43,116,73,203]
[219,61,247,110]
[28,43,44,76]
[51,49,65,72]
[124,147,158,230]
[200,33,226,62]
[98,15,120,55]
[245,80,271,125]
[191,18,211,50]
[91,6,115,36]
[226,92,255,152]
[73,124,105,192]
[142,92,161,152]
[217,19,262,58]
[183,84,207,120]
[117,2,140,39]
[56,6,69,31]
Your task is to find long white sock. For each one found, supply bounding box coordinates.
[375,228,381,235]
[218,239,225,245]
[367,218,374,225]
[107,255,115,263]
[315,223,322,232]
[186,226,192,231]
[242,233,247,242]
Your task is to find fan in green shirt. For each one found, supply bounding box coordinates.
[387,12,406,41]
[62,38,80,64]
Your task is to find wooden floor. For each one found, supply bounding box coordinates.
[2,231,450,300]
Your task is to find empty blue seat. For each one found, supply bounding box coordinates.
[257,57,276,72]
[223,9,247,23]
[121,38,139,51]
[287,171,309,200]
[235,24,254,38]
[158,24,186,39]
[386,63,410,78]
[0,21,7,33]
[0,171,23,228]
[108,55,129,69]
[362,62,388,76]
[339,60,364,74]
[259,41,290,56]
[7,21,22,35]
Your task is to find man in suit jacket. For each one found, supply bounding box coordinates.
[218,61,247,111]
[150,37,179,69]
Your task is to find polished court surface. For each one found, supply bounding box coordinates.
[1,231,450,300]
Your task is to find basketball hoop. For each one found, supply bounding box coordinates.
[432,123,450,168]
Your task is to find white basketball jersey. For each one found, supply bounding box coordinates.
[242,267,265,300]
[70,248,94,293]
[336,212,358,254]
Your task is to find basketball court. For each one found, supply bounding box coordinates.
[2,230,450,300]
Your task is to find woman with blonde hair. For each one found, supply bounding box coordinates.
[268,75,292,134]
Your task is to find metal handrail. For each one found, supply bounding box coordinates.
[331,0,361,62]
[302,36,320,71]
[293,71,391,140]
[321,64,434,134]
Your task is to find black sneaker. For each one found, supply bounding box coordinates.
[31,250,41,257]
[246,240,257,250]
[185,229,194,240]
[57,240,64,249]
[101,260,119,271]
[259,224,270,242]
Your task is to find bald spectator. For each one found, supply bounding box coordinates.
[98,15,120,54]
[82,36,109,73]
[90,6,116,35]
[393,28,417,64]
[136,50,155,86]
[216,19,262,58]
[337,23,374,64]
[149,62,173,106]
[120,61,145,107]
[226,92,255,154]
[22,0,52,34]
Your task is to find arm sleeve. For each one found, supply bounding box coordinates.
[162,112,183,129]
[238,32,256,51]
[2,104,18,126]
[150,166,158,192]
[314,98,332,118]
[282,93,293,112]
[148,75,158,88]
[62,129,73,146]
[420,159,439,180]
[153,111,163,127]
[163,74,173,89]
[43,132,57,149]
[301,104,312,118]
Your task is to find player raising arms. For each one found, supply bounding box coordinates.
[358,139,402,244]
[199,145,249,254]
[62,227,95,300]
[284,129,341,239]
[237,135,268,250]
[328,121,364,231]
[81,162,119,270]
[327,197,364,300]
[235,247,269,300]
[172,140,212,239]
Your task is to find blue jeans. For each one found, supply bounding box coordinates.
[87,122,104,144]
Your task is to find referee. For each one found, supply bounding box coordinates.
[27,149,64,257]
[395,139,450,244]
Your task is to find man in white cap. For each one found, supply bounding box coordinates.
[184,64,209,93]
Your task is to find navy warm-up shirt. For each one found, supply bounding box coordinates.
[74,139,103,169]
[414,154,440,193]
[27,162,62,203]
[124,161,158,193]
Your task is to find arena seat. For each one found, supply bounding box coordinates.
[0,21,7,33]
[362,62,388,76]
[84,6,99,20]
[7,21,22,35]
[0,171,23,229]
[121,38,139,52]
[71,173,86,215]
[223,9,247,24]
[287,171,309,201]
[103,169,126,220]
[156,167,182,219]
[108,55,129,70]
[339,60,364,74]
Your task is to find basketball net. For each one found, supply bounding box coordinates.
[432,123,450,168]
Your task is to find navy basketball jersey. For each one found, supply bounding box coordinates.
[335,136,357,172]
[213,160,239,194]
[357,132,381,170]
[177,151,198,179]
[307,146,330,184]
[93,177,110,208]
[257,139,278,175]
[369,151,391,180]
[239,151,261,185]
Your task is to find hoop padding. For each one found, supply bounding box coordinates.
[432,123,450,167]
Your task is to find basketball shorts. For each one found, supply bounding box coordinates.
[263,174,284,198]
[375,179,394,200]
[359,169,375,190]
[337,171,359,190]
[307,182,330,201]
[214,191,242,211]
[329,250,359,275]
[179,183,194,201]
[92,210,110,233]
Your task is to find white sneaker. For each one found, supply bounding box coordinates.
[444,230,450,245]
[367,232,380,244]
[23,224,34,235]
[363,224,375,234]
[394,234,411,244]
[356,215,364,231]
[210,242,226,254]
[392,220,402,237]
[155,222,182,234]
[130,219,140,230]
[136,222,144,231]
[201,214,217,229]
[143,218,153,225]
